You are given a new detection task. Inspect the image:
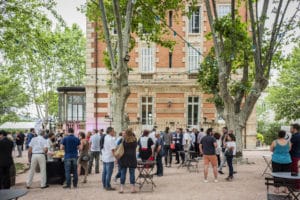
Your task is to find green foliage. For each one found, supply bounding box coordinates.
[256,133,264,143]
[266,45,300,121]
[0,112,21,125]
[198,16,253,113]
[83,0,193,60]
[257,120,282,145]
[1,1,86,122]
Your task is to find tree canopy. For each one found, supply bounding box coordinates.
[202,0,299,154]
[266,44,300,121]
[1,0,86,125]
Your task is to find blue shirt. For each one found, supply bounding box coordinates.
[272,140,291,164]
[62,134,80,159]
[26,132,35,148]
[291,132,300,158]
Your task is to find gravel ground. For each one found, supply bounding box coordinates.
[12,150,271,200]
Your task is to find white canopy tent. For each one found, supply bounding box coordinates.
[0,122,36,130]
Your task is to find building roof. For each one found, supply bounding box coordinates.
[0,122,36,130]
[57,86,85,92]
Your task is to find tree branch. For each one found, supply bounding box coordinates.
[122,0,134,60]
[262,0,284,73]
[205,0,233,104]
[248,0,262,80]
[112,0,123,68]
[256,0,269,63]
[98,0,116,68]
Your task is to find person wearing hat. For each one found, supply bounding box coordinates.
[0,130,14,189]
[26,130,48,189]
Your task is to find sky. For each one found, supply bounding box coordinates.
[55,0,86,33]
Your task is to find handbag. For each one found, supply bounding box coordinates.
[225,149,233,157]
[170,143,175,150]
[81,155,90,161]
[115,139,124,159]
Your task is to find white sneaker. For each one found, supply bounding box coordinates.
[214,179,218,183]
[203,179,208,183]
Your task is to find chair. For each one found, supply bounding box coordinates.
[136,160,156,191]
[265,177,299,200]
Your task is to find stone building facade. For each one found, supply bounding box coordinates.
[85,0,257,148]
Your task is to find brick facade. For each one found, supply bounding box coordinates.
[85,0,257,148]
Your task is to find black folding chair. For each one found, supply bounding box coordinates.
[136,160,156,191]
[265,177,299,200]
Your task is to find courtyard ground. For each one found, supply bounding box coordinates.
[13,150,271,200]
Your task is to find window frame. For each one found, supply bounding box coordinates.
[141,96,153,126]
[217,4,231,18]
[188,6,201,34]
[139,46,155,73]
[187,96,200,128]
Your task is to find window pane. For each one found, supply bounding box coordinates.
[142,97,146,103]
[194,97,199,103]
[142,105,146,124]
[218,5,231,18]
[188,97,193,103]
[193,105,198,125]
[189,7,201,33]
[148,97,152,103]
[188,105,192,125]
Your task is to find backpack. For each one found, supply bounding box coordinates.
[100,134,107,150]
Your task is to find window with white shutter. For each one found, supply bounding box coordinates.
[140,47,154,73]
[189,6,201,33]
[188,47,201,73]
[218,5,231,18]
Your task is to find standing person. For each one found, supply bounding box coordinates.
[270,130,291,193]
[60,128,80,189]
[214,132,222,167]
[25,128,36,150]
[154,132,164,177]
[218,127,228,174]
[77,132,89,184]
[162,127,173,167]
[172,128,184,164]
[114,131,126,183]
[88,129,101,174]
[46,133,56,162]
[197,128,205,156]
[86,131,92,142]
[0,130,14,189]
[102,127,116,191]
[16,131,25,157]
[224,133,236,181]
[119,129,137,193]
[26,130,48,189]
[138,130,154,161]
[199,128,218,183]
[290,123,300,189]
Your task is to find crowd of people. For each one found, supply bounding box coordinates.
[269,123,300,193]
[0,123,299,194]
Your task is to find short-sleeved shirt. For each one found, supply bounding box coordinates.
[62,134,80,159]
[90,133,101,152]
[290,132,300,158]
[102,134,116,163]
[226,141,236,156]
[29,135,48,154]
[200,135,216,155]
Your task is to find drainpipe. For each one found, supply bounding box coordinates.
[95,22,99,130]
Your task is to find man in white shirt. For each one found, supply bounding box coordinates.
[26,130,48,189]
[102,127,116,191]
[149,128,157,144]
[88,129,101,174]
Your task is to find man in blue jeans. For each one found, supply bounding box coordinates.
[61,128,80,189]
[102,127,116,190]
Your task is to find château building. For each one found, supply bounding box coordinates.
[85,0,257,148]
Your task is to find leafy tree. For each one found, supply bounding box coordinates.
[5,24,86,127]
[84,0,196,133]
[1,1,86,126]
[0,72,28,124]
[266,45,300,121]
[202,0,299,155]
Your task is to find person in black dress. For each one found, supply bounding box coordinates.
[0,130,14,189]
[119,129,137,193]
